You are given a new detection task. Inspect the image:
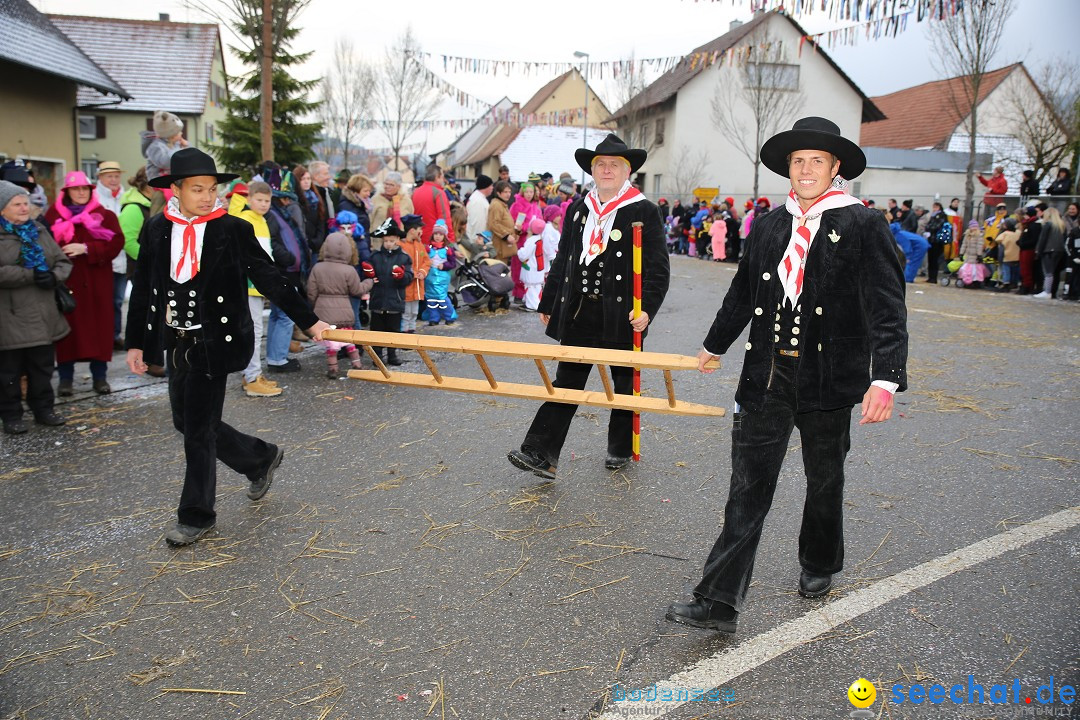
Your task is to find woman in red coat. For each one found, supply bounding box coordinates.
[45,171,124,395]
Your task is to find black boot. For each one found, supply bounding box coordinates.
[798,570,833,598]
[666,596,738,633]
[386,350,403,367]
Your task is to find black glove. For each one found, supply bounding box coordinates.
[34,269,57,289]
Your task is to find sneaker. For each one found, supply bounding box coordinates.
[267,358,301,373]
[92,379,111,395]
[57,379,73,397]
[165,522,215,547]
[259,375,279,388]
[1033,291,1050,299]
[244,376,282,397]
[247,445,284,500]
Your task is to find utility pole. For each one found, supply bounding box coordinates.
[259,0,273,161]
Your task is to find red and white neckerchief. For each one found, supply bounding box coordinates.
[777,181,862,308]
[579,180,645,266]
[164,196,227,282]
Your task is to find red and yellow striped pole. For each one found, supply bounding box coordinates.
[632,221,643,462]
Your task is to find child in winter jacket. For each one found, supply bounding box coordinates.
[424,219,459,326]
[232,181,281,397]
[517,217,556,311]
[397,214,431,333]
[333,209,372,328]
[307,232,374,378]
[362,219,414,366]
[959,220,989,287]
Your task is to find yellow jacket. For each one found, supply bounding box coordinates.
[230,194,273,296]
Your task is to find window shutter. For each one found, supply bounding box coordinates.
[95,116,106,139]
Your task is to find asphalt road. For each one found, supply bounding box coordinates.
[1,255,1077,720]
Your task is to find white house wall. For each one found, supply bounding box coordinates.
[641,15,864,203]
[855,168,973,207]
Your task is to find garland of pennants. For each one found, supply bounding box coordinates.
[332,109,593,133]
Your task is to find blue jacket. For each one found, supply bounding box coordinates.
[424,245,457,300]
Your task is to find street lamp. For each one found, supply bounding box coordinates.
[574,50,590,187]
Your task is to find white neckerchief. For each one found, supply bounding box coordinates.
[777,179,863,308]
[166,196,224,283]
[578,180,645,266]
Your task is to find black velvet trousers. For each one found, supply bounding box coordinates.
[694,353,853,611]
[167,334,273,528]
[523,297,633,467]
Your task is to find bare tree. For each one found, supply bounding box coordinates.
[710,28,804,200]
[319,37,374,170]
[608,52,658,153]
[927,0,1016,222]
[369,26,441,169]
[1004,62,1079,186]
[670,144,711,203]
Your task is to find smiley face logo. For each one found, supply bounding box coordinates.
[848,678,876,708]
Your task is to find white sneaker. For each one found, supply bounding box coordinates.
[1033,291,1050,299]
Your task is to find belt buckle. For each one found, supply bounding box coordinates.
[778,349,799,358]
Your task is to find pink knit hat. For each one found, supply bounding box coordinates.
[529,217,546,235]
[61,171,93,191]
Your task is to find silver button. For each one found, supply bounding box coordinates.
[599,262,604,268]
[774,324,781,331]
[792,327,800,335]
[225,334,232,342]
[189,301,195,307]
[745,342,752,350]
[762,272,771,280]
[217,296,224,303]
[152,288,158,295]
[184,320,191,327]
[189,290,196,297]
[169,300,176,307]
[790,338,798,346]
[615,275,622,281]
[794,316,800,325]
[775,313,780,321]
[815,307,822,315]
[774,335,779,342]
[147,323,152,329]
[595,280,600,285]
[186,312,193,317]
[616,296,622,302]
[616,251,622,257]
[754,308,762,315]
[168,290,174,297]
[221,316,228,323]
[150,305,155,312]
[818,343,822,351]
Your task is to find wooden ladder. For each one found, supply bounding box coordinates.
[321,330,726,417]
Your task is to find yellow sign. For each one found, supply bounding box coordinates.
[693,187,719,201]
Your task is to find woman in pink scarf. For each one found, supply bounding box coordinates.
[44,171,124,395]
[508,183,544,301]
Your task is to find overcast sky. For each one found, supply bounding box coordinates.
[31,0,1080,152]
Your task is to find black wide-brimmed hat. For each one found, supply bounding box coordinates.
[574,133,647,175]
[759,117,866,180]
[149,147,239,188]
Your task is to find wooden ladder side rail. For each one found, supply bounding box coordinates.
[345,370,726,417]
[323,330,720,372]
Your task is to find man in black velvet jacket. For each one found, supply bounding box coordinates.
[125,149,330,547]
[667,118,908,633]
[507,134,669,478]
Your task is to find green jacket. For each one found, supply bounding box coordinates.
[118,187,152,260]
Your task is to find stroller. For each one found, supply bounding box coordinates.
[451,251,514,310]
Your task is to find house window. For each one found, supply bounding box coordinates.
[654,118,665,147]
[209,82,226,107]
[639,123,649,148]
[79,115,105,140]
[746,63,800,91]
[80,159,98,180]
[205,123,215,142]
[653,174,663,196]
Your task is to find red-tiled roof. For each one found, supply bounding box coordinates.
[861,64,1019,149]
[48,14,222,114]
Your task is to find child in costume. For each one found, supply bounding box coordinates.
[362,219,414,365]
[424,219,459,326]
[307,232,373,377]
[517,217,556,311]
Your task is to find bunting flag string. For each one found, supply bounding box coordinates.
[339,108,596,134]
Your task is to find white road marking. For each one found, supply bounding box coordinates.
[596,506,1080,719]
[909,307,974,319]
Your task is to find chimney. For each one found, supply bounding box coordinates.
[729,19,744,31]
[159,13,170,21]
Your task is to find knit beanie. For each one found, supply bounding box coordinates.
[529,217,545,235]
[153,110,183,139]
[0,180,29,212]
[474,174,493,190]
[432,219,448,237]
